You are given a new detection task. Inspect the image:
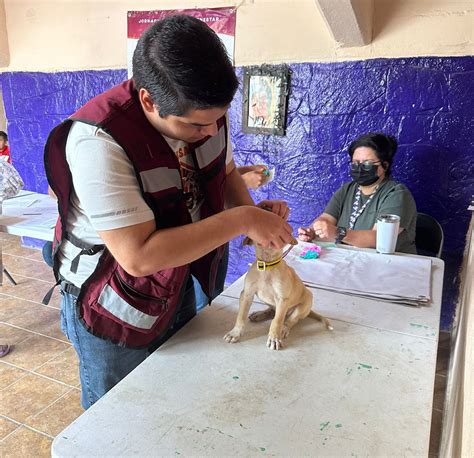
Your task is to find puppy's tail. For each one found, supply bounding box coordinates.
[308,310,334,331]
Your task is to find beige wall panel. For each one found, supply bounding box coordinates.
[236,1,336,64]
[368,0,474,58]
[0,0,9,67]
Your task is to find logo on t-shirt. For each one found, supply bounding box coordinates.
[175,145,204,214]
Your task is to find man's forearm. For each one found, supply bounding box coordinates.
[99,164,292,277]
[101,206,253,277]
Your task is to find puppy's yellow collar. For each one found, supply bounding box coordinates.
[256,257,282,271]
[255,244,295,272]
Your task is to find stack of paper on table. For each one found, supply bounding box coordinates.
[286,242,432,306]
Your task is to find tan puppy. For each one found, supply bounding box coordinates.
[224,237,333,350]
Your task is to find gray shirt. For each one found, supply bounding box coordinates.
[324,179,417,254]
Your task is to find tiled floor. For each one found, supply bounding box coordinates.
[0,232,451,456]
[0,233,82,457]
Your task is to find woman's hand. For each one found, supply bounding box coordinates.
[298,226,315,242]
[257,200,290,221]
[240,165,268,190]
[312,220,338,241]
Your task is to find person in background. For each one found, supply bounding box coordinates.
[298,132,417,254]
[0,131,12,164]
[44,15,292,409]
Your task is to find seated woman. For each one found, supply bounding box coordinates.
[298,132,417,254]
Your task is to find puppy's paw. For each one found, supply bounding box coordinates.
[249,309,275,322]
[324,318,334,331]
[223,328,242,343]
[267,335,283,350]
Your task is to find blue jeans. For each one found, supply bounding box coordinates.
[60,275,196,409]
[193,243,229,312]
[42,241,53,268]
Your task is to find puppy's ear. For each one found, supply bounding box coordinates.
[242,237,254,246]
[290,237,298,246]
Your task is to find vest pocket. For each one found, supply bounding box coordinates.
[95,272,169,332]
[115,273,168,306]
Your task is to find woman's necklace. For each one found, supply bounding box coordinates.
[348,184,379,230]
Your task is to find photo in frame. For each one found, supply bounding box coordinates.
[242,65,290,136]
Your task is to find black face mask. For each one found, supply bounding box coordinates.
[350,164,380,186]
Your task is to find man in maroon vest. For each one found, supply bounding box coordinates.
[44,15,293,409]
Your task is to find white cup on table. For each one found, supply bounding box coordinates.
[376,214,400,254]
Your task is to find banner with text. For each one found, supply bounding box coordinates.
[127,7,236,78]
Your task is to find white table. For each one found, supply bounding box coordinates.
[52,251,444,456]
[0,190,57,241]
[0,191,56,285]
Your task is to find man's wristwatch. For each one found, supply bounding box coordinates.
[335,226,347,244]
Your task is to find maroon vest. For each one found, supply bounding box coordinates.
[44,80,227,348]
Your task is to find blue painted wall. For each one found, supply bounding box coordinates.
[0,56,473,329]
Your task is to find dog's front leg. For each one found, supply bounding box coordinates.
[223,290,254,343]
[267,300,289,350]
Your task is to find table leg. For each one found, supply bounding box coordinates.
[3,268,17,285]
[0,239,17,286]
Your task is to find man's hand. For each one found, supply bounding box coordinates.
[245,206,293,249]
[257,200,290,221]
[312,219,338,241]
[298,226,315,242]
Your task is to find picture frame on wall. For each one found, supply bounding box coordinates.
[242,65,290,136]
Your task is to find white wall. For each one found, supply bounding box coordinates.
[0,0,473,72]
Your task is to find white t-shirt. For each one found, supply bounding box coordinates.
[58,121,232,287]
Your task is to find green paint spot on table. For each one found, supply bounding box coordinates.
[233,376,239,380]
[410,323,429,329]
[320,421,330,431]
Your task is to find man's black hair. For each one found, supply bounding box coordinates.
[0,131,7,141]
[132,14,239,117]
[348,132,398,176]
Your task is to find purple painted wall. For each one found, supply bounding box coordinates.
[0,56,472,329]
